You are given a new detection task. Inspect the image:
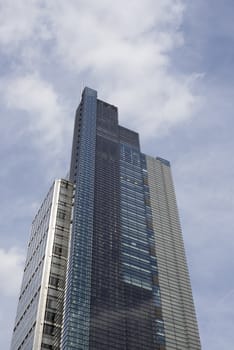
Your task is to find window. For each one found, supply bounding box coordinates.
[53,244,65,257]
[47,298,57,310]
[41,343,52,349]
[43,324,54,335]
[49,276,60,288]
[45,311,56,323]
[57,209,66,220]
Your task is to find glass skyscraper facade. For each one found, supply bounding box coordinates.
[11,87,201,350]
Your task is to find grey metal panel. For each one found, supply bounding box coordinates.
[146,156,201,350]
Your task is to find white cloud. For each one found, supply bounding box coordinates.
[0,0,200,140]
[0,0,39,49]
[1,73,71,156]
[45,0,199,136]
[0,247,24,297]
[0,0,52,50]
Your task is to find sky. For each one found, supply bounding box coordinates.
[0,0,234,349]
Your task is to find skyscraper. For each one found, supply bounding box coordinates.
[11,87,201,350]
